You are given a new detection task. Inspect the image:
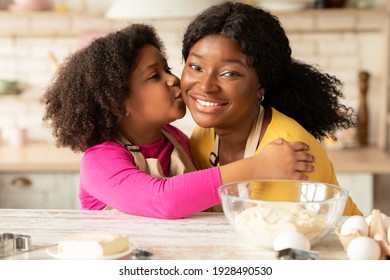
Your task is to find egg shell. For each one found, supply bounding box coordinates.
[388,226,390,244]
[273,231,310,251]
[347,236,381,260]
[365,212,390,231]
[340,215,369,236]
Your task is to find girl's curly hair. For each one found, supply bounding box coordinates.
[182,1,356,140]
[41,24,165,152]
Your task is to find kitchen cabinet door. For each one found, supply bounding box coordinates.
[0,172,79,209]
[336,172,373,216]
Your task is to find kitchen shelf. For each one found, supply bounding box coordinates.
[0,5,389,152]
[0,8,387,37]
[0,10,114,37]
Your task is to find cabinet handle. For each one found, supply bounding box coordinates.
[11,177,32,187]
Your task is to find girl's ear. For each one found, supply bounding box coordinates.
[122,98,132,117]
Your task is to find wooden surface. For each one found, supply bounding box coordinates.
[327,146,390,174]
[0,142,389,174]
[0,209,348,260]
[0,143,82,172]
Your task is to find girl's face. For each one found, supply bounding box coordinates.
[124,44,186,129]
[181,34,262,130]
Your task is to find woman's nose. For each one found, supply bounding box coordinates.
[198,73,218,93]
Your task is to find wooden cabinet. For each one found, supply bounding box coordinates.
[0,172,79,209]
[0,143,82,209]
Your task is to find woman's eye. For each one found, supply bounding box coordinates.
[189,64,202,72]
[221,71,239,78]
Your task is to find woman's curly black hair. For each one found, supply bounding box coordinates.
[182,1,356,140]
[41,24,165,152]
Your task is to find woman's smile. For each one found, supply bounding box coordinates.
[181,34,261,129]
[190,95,228,113]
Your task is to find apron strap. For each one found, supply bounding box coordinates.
[161,129,196,175]
[209,105,264,166]
[103,129,196,210]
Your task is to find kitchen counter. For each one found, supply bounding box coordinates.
[0,142,82,172]
[327,146,390,174]
[0,209,348,260]
[0,142,389,174]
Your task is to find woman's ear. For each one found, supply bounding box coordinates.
[256,87,265,101]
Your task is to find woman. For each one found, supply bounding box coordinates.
[180,1,362,215]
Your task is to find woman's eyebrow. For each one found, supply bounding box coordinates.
[189,51,249,69]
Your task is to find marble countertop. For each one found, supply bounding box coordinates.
[0,209,348,260]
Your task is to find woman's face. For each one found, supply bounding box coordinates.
[181,34,262,130]
[124,44,186,128]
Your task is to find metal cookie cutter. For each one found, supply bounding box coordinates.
[0,233,32,258]
[276,248,320,260]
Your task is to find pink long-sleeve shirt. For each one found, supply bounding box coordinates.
[79,124,222,219]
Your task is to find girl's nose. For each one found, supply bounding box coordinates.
[167,74,180,87]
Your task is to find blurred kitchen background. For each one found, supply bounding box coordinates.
[0,0,389,215]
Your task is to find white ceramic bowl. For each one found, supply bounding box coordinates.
[218,180,348,249]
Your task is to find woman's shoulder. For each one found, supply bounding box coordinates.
[266,108,336,182]
[266,107,325,152]
[270,107,302,126]
[268,107,314,138]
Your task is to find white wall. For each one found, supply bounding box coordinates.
[0,1,388,144]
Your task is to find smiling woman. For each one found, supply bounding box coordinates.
[181,34,261,134]
[180,1,362,216]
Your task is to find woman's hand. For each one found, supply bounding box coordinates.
[255,138,316,180]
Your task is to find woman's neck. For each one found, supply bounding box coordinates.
[215,107,260,165]
[216,106,271,165]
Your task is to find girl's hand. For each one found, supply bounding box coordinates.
[219,138,316,184]
[256,138,316,180]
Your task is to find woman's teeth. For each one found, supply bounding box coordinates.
[196,99,221,107]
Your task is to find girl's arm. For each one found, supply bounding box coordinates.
[220,138,315,183]
[80,139,314,219]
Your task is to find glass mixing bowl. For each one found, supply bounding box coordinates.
[218,180,348,249]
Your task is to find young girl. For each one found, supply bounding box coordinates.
[181,1,362,215]
[41,23,315,219]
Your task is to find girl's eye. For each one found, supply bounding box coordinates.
[148,73,159,80]
[166,67,173,74]
[189,64,202,72]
